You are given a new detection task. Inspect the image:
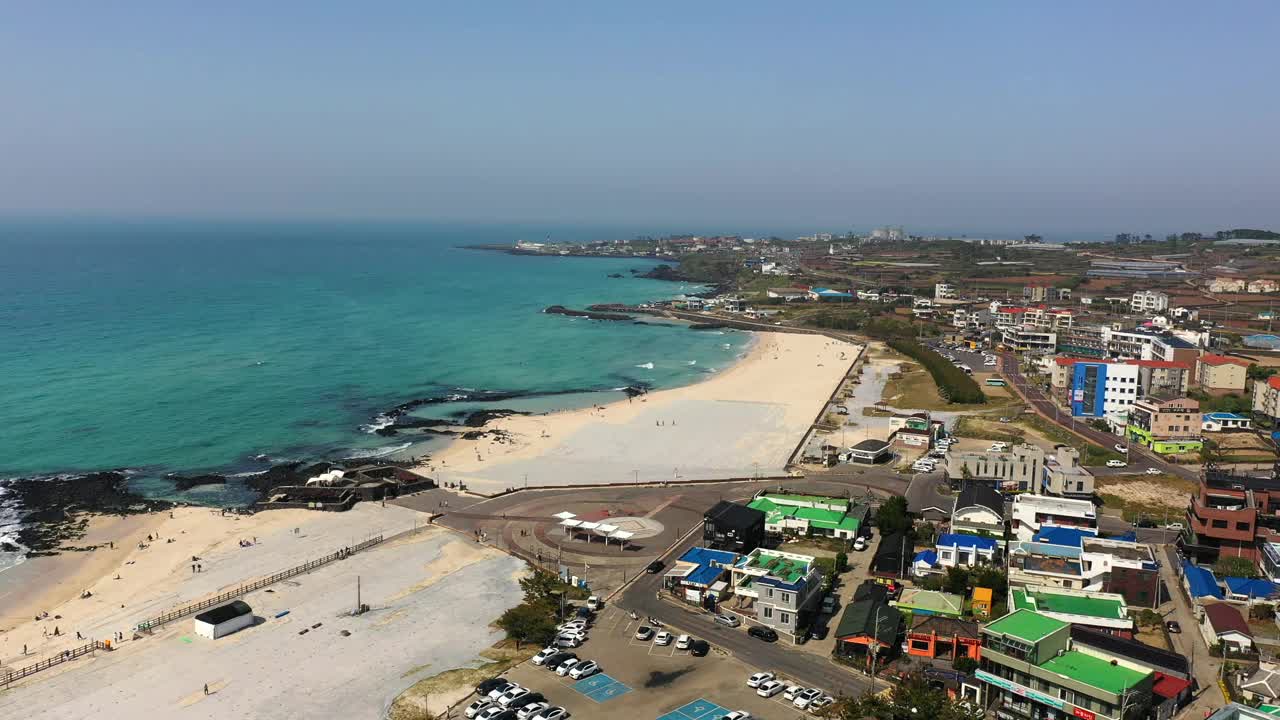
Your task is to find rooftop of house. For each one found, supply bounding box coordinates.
[1201,354,1251,367]
[1012,494,1096,517]
[983,608,1068,643]
[737,549,813,584]
[1011,587,1128,622]
[755,493,850,509]
[1206,412,1251,421]
[1039,650,1151,695]
[937,532,999,551]
[895,589,964,615]
[1204,602,1253,638]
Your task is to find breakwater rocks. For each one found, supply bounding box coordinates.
[543,305,634,321]
[689,323,729,331]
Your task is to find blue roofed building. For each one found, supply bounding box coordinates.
[808,287,854,302]
[1245,334,1280,350]
[913,549,940,577]
[1203,412,1253,432]
[1183,561,1225,600]
[936,533,1000,570]
[1224,577,1280,601]
[1033,526,1098,547]
[662,547,741,608]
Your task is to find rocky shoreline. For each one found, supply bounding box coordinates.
[1,472,175,556]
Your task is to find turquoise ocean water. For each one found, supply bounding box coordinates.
[0,220,749,503]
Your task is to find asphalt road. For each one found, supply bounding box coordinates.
[616,527,872,698]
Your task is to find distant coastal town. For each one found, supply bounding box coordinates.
[7,223,1280,720]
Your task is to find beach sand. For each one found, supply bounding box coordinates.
[0,503,426,668]
[415,332,860,492]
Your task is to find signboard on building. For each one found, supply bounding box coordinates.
[975,670,1066,710]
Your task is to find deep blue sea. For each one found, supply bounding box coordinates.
[0,219,749,502]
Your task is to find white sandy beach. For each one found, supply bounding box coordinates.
[415,332,861,493]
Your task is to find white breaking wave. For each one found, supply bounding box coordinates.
[687,360,697,366]
[360,414,395,434]
[346,442,412,459]
[635,362,654,370]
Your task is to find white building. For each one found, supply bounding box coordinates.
[935,283,958,300]
[1131,290,1170,313]
[193,600,254,640]
[1010,494,1097,542]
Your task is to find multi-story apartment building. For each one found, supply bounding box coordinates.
[1130,290,1169,313]
[1007,534,1160,607]
[1056,323,1108,358]
[1043,446,1095,497]
[1050,358,1191,402]
[1208,277,1247,293]
[977,610,1156,720]
[1009,586,1133,633]
[1254,377,1280,422]
[935,282,957,300]
[1103,328,1198,365]
[1127,395,1202,455]
[1132,360,1192,395]
[1197,354,1250,392]
[947,443,1045,493]
[996,305,1075,331]
[1003,326,1058,355]
[730,548,823,637]
[1185,465,1280,563]
[1011,494,1097,542]
[953,307,991,331]
[1054,358,1141,420]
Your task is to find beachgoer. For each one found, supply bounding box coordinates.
[204,683,209,695]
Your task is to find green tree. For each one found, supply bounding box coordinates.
[876,496,912,536]
[943,566,970,595]
[1089,418,1111,432]
[953,656,978,674]
[835,551,849,573]
[496,602,557,649]
[971,566,1009,598]
[1214,555,1259,579]
[1248,364,1278,381]
[518,569,563,606]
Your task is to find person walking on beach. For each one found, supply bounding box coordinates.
[204,683,209,696]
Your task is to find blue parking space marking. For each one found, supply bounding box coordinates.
[573,673,632,703]
[656,698,731,720]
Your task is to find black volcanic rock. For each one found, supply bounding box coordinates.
[544,305,634,321]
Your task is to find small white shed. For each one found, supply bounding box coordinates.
[193,600,254,640]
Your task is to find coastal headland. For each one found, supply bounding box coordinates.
[415,331,861,493]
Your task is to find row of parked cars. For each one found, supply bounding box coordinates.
[746,671,834,714]
[466,678,569,720]
[633,625,710,656]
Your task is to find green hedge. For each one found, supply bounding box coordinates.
[887,339,986,404]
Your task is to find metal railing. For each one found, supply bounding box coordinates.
[134,535,384,633]
[2,640,108,688]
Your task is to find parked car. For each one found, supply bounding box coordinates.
[645,559,665,574]
[544,653,576,671]
[477,678,512,698]
[586,595,602,611]
[654,631,672,646]
[496,686,531,708]
[635,625,655,641]
[1166,522,1184,531]
[675,634,692,650]
[531,646,559,666]
[554,635,581,648]
[783,685,806,702]
[1136,518,1156,528]
[807,696,835,714]
[517,702,550,720]
[1115,444,1128,453]
[501,691,544,709]
[748,626,778,642]
[998,417,1010,423]
[569,661,600,679]
[1146,467,1163,475]
[756,680,785,698]
[557,628,587,642]
[809,624,828,641]
[531,708,570,720]
[466,699,496,719]
[795,689,824,709]
[722,713,753,720]
[479,701,517,720]
[690,639,710,656]
[715,613,741,628]
[486,681,518,700]
[1106,459,1127,468]
[746,671,775,688]
[821,595,837,613]
[555,658,581,677]
[853,536,867,551]
[1166,620,1182,634]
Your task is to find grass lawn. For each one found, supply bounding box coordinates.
[880,355,1018,412]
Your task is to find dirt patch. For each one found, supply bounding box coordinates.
[388,640,538,720]
[1097,475,1197,521]
[953,416,1026,444]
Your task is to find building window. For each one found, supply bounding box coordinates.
[1212,520,1228,529]
[781,592,790,604]
[780,612,790,625]
[764,607,773,619]
[1237,522,1250,531]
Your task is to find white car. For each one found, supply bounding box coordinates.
[531,708,571,720]
[783,685,806,702]
[1106,459,1127,468]
[746,671,775,688]
[555,658,580,676]
[756,680,785,698]
[531,646,559,666]
[569,660,600,679]
[557,620,588,633]
[479,703,515,720]
[554,635,581,648]
[654,631,673,646]
[853,536,867,551]
[1115,444,1128,453]
[794,688,824,709]
[465,699,495,719]
[487,682,517,700]
[676,634,691,650]
[635,626,655,641]
[557,629,587,643]
[586,595,601,611]
[496,686,531,708]
[517,702,550,720]
[1146,467,1162,475]
[722,713,753,720]
[808,696,835,714]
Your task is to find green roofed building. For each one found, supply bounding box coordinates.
[976,609,1155,720]
[1010,585,1133,632]
[747,492,868,540]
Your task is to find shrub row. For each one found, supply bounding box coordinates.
[886,339,986,404]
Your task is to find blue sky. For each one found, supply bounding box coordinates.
[2,2,1277,237]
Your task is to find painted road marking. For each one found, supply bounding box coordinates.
[656,698,731,720]
[573,673,631,703]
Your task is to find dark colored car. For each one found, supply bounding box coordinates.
[747,626,778,642]
[575,606,594,619]
[809,624,828,641]
[1166,620,1182,634]
[689,639,710,657]
[1136,518,1156,528]
[646,559,665,574]
[543,652,576,670]
[476,677,511,696]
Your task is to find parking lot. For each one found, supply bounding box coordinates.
[927,340,997,373]
[498,605,828,720]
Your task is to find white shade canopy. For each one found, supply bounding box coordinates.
[577,521,601,531]
[559,519,582,528]
[595,523,619,535]
[609,530,635,540]
[553,511,577,520]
